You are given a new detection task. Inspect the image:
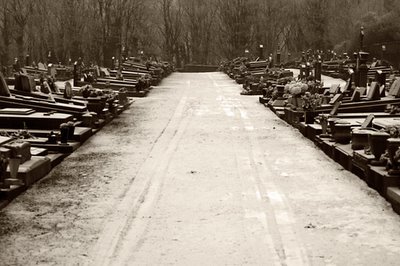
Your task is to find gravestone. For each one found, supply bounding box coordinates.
[38,62,46,70]
[389,78,400,97]
[350,89,361,102]
[329,101,341,116]
[329,84,340,94]
[366,81,380,101]
[0,72,11,97]
[361,114,374,128]
[329,93,343,105]
[40,81,51,94]
[379,85,386,97]
[340,79,351,93]
[15,74,34,93]
[64,81,73,99]
[356,87,367,95]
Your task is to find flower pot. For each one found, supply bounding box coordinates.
[333,123,352,144]
[369,132,390,164]
[60,127,69,144]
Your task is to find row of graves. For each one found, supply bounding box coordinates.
[253,50,400,215]
[74,58,173,98]
[221,57,294,95]
[0,58,173,209]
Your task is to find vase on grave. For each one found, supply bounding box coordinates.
[369,131,390,166]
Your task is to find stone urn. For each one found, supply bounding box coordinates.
[369,131,390,166]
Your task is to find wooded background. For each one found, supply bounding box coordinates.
[1,0,400,68]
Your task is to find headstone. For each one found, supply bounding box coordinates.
[389,78,400,97]
[379,85,386,97]
[366,81,380,101]
[41,81,51,94]
[0,72,11,97]
[329,93,343,105]
[64,81,73,99]
[356,87,367,95]
[329,84,340,94]
[350,89,361,102]
[38,62,46,70]
[361,114,374,128]
[15,74,33,93]
[329,101,341,116]
[340,79,351,93]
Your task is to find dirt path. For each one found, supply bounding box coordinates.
[1,72,400,265]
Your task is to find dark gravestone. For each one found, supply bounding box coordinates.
[350,89,361,102]
[0,72,11,96]
[361,114,374,128]
[366,82,380,101]
[15,74,34,93]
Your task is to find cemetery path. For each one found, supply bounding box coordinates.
[1,72,400,265]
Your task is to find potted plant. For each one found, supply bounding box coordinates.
[301,92,321,124]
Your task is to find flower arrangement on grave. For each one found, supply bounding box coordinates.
[301,92,322,111]
[285,81,308,97]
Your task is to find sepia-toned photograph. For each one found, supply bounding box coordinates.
[0,0,400,265]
